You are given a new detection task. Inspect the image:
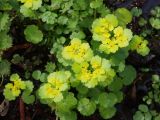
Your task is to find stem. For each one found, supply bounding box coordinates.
[56,116,58,120]
[20,98,25,120]
[0,75,4,87]
[94,10,97,19]
[55,107,58,120]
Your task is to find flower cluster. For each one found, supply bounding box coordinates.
[130,35,150,56]
[92,14,133,54]
[38,71,71,102]
[18,0,42,10]
[3,74,26,100]
[72,56,115,88]
[62,38,93,63]
[61,38,116,88]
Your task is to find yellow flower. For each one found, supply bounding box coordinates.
[116,36,129,48]
[14,79,26,89]
[92,15,133,54]
[3,74,26,100]
[47,71,70,91]
[90,56,102,69]
[62,38,93,63]
[79,70,92,83]
[38,83,63,102]
[38,71,71,102]
[5,83,13,89]
[19,0,42,10]
[75,57,114,88]
[114,26,123,37]
[100,40,119,54]
[107,41,119,53]
[46,85,60,97]
[12,86,21,96]
[92,68,105,79]
[114,28,132,48]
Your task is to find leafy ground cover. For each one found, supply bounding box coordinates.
[0,0,160,120]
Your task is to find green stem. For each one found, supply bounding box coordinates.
[56,116,59,120]
[94,8,97,19]
[55,107,59,120]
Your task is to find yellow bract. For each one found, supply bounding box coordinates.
[19,0,42,10]
[38,71,71,102]
[75,56,115,88]
[21,0,33,8]
[62,38,93,63]
[39,83,63,102]
[5,74,26,97]
[92,15,133,54]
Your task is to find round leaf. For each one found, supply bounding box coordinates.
[24,25,43,44]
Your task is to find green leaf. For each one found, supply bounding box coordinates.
[144,112,152,120]
[25,71,31,79]
[108,78,123,92]
[120,65,136,85]
[67,19,78,29]
[149,18,160,29]
[88,88,101,103]
[98,92,117,108]
[150,6,160,18]
[22,91,35,104]
[25,81,34,92]
[32,70,41,80]
[0,0,13,10]
[70,31,86,39]
[40,11,57,24]
[73,0,88,10]
[115,8,132,26]
[57,16,68,25]
[11,54,24,64]
[155,115,160,120]
[57,92,77,112]
[138,104,148,113]
[110,48,129,66]
[152,74,159,82]
[131,7,142,17]
[8,0,19,10]
[0,31,12,50]
[99,106,116,119]
[97,4,111,17]
[76,84,88,95]
[90,0,103,9]
[138,17,147,26]
[45,62,56,73]
[114,91,123,103]
[24,25,43,44]
[20,6,35,18]
[39,72,48,82]
[0,13,9,31]
[10,73,20,81]
[77,98,96,116]
[56,111,77,120]
[0,59,11,76]
[133,111,145,120]
[57,37,66,44]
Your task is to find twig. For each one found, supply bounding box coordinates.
[3,43,32,58]
[19,98,25,120]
